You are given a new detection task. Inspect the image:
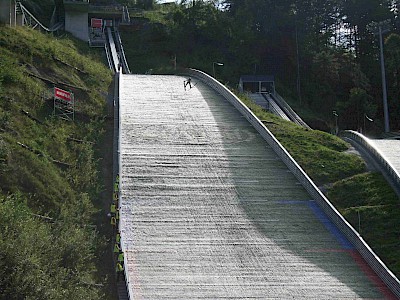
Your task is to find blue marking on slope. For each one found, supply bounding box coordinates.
[277,200,354,249]
[308,201,354,249]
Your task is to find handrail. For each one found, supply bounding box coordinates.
[89,5,123,12]
[114,29,131,74]
[106,27,120,73]
[271,92,311,129]
[115,69,132,299]
[122,6,131,24]
[19,2,63,32]
[341,130,400,197]
[104,42,113,71]
[263,93,290,121]
[183,68,400,298]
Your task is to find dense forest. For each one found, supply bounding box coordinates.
[113,0,400,134]
[21,0,400,132]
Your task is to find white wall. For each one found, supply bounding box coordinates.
[65,11,88,41]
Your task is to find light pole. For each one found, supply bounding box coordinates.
[364,113,373,134]
[294,9,301,104]
[290,5,301,104]
[368,20,391,133]
[213,62,223,78]
[333,110,338,135]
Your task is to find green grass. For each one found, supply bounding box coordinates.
[238,93,366,185]
[328,173,400,275]
[0,25,114,299]
[237,92,400,278]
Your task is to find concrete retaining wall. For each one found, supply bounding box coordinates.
[65,10,88,41]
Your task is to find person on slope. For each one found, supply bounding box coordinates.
[184,77,192,90]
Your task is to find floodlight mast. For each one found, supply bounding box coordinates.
[368,20,391,133]
[212,62,224,78]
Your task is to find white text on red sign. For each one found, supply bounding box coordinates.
[54,88,72,102]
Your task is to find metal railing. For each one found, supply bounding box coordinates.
[106,27,120,73]
[264,93,291,121]
[122,6,131,24]
[114,29,131,74]
[115,69,132,300]
[89,4,123,12]
[105,28,131,74]
[18,2,63,32]
[184,68,400,298]
[104,42,113,71]
[271,92,311,129]
[63,0,89,3]
[341,130,400,197]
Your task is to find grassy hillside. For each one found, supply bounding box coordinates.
[0,25,115,299]
[238,94,400,278]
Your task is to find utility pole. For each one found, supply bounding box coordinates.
[333,110,338,135]
[378,24,390,133]
[295,12,301,104]
[212,62,223,78]
[9,0,12,26]
[368,20,391,133]
[291,5,302,104]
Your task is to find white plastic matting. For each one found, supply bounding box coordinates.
[118,74,388,299]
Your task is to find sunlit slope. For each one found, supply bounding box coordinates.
[118,75,390,299]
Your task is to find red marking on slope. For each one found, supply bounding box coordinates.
[305,248,397,299]
[348,250,397,300]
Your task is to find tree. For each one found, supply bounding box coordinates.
[136,0,155,9]
[337,87,375,130]
[171,0,230,71]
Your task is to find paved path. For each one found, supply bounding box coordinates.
[118,74,392,299]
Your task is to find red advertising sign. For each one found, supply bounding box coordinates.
[91,18,103,28]
[54,87,72,102]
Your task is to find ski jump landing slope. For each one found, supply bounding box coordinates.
[119,74,393,299]
[369,139,400,176]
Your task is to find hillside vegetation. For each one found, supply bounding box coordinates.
[238,95,400,277]
[0,26,114,299]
